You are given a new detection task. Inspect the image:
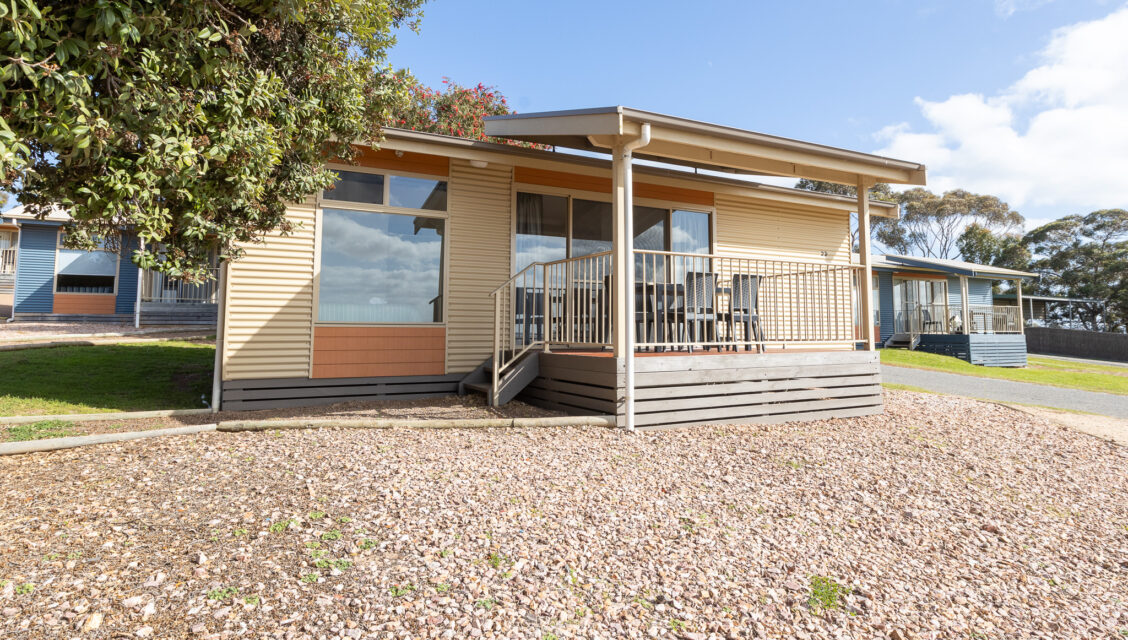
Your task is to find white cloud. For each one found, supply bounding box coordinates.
[875,5,1128,218]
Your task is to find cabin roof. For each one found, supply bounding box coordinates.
[484,106,927,188]
[876,254,1038,279]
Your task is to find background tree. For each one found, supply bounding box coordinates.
[385,74,542,147]
[1,0,424,279]
[1022,209,1128,331]
[881,188,1024,259]
[955,223,1031,292]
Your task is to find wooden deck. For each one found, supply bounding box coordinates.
[519,349,883,429]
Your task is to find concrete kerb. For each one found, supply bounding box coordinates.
[0,415,617,456]
[0,333,212,352]
[0,408,214,426]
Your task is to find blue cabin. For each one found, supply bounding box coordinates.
[0,206,217,325]
[870,255,1036,367]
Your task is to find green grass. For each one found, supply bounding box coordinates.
[4,419,79,442]
[880,349,1128,396]
[0,341,214,416]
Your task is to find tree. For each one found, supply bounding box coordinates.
[1,0,424,279]
[880,188,1024,259]
[793,179,896,252]
[956,223,1031,292]
[385,74,542,147]
[1022,209,1128,331]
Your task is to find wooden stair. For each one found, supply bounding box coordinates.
[883,332,920,350]
[460,351,541,406]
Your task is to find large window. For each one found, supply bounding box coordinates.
[318,209,445,323]
[318,167,450,324]
[515,192,711,273]
[55,234,118,294]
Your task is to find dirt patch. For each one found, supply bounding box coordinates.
[0,390,1126,638]
[1006,404,1128,446]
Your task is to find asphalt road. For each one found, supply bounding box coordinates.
[881,364,1128,419]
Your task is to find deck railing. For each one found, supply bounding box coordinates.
[0,248,15,275]
[894,302,1022,335]
[140,268,219,304]
[490,250,864,384]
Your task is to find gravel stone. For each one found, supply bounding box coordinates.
[0,390,1125,638]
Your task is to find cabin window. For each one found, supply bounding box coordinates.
[323,170,449,212]
[55,234,118,294]
[515,192,567,271]
[388,176,447,210]
[318,208,446,323]
[517,192,710,272]
[324,170,385,205]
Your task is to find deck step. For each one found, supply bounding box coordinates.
[463,381,491,394]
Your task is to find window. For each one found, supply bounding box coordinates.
[389,176,447,210]
[56,235,117,294]
[318,209,446,323]
[515,193,711,271]
[324,170,385,205]
[515,192,567,271]
[324,170,449,212]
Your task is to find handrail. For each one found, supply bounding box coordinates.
[0,248,15,275]
[489,261,547,406]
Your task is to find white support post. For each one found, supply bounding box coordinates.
[134,238,145,329]
[611,124,650,433]
[960,275,971,334]
[1015,279,1024,334]
[855,179,874,351]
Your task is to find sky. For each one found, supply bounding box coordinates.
[389,0,1128,232]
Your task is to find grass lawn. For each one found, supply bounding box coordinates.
[880,349,1128,396]
[0,341,214,416]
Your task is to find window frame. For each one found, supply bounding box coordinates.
[314,164,451,327]
[52,228,120,296]
[509,183,715,274]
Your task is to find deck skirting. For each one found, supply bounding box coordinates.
[520,350,883,428]
[221,374,463,411]
[917,334,1027,367]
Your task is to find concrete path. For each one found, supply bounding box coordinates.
[882,364,1128,419]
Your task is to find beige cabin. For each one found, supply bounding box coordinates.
[216,107,926,429]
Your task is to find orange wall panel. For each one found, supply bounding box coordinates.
[345,146,450,177]
[312,326,445,378]
[53,293,117,314]
[514,166,714,206]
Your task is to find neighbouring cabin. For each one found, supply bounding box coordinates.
[872,254,1036,367]
[217,106,928,428]
[0,208,219,325]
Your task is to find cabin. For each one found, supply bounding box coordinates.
[215,106,930,430]
[0,206,218,325]
[872,254,1036,367]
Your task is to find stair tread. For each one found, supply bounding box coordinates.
[463,381,491,394]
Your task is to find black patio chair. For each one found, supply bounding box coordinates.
[921,308,943,333]
[667,271,718,351]
[723,273,763,352]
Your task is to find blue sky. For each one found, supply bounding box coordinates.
[391,0,1128,230]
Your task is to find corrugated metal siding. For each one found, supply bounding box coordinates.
[115,233,138,314]
[14,225,57,313]
[715,194,851,265]
[877,269,895,343]
[967,278,993,305]
[222,201,316,380]
[947,276,962,308]
[446,160,513,373]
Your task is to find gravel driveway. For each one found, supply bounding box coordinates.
[1,390,1126,639]
[883,363,1128,418]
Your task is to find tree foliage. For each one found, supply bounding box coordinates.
[882,188,1024,259]
[1022,209,1128,331]
[385,74,542,148]
[1,0,424,279]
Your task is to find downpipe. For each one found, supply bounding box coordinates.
[621,123,651,433]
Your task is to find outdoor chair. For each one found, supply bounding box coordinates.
[601,275,663,349]
[921,308,943,333]
[722,273,763,352]
[667,271,718,351]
